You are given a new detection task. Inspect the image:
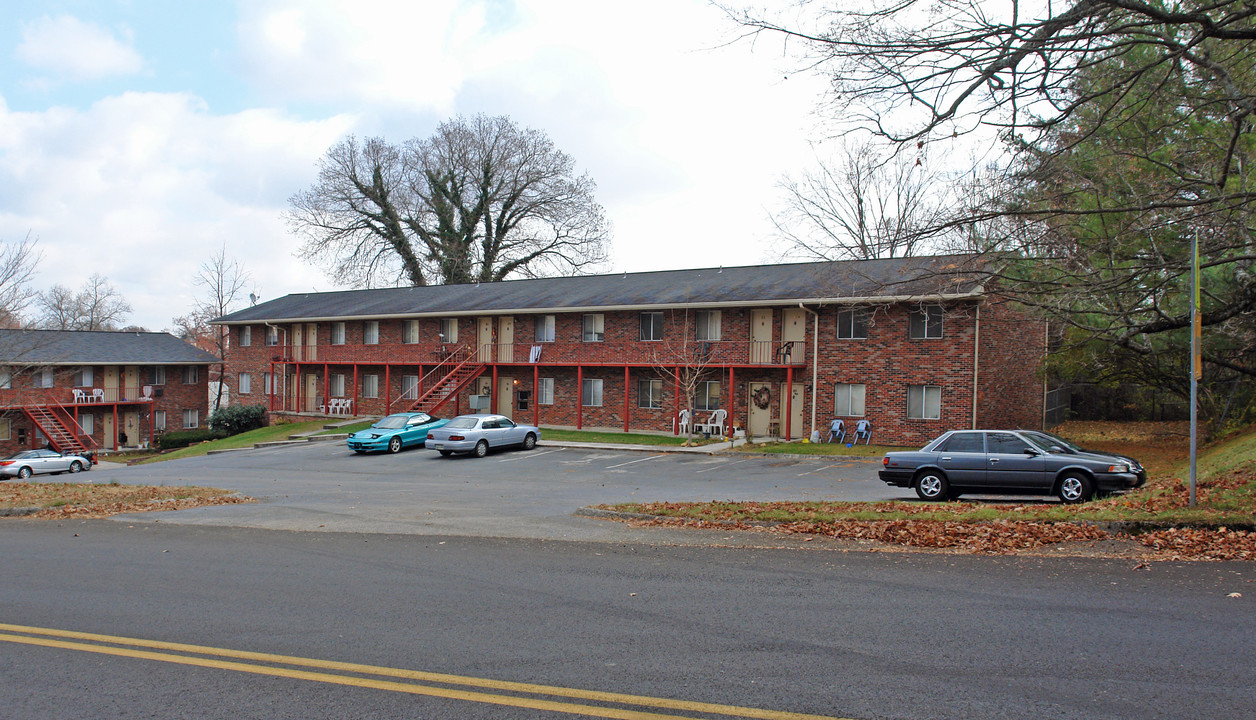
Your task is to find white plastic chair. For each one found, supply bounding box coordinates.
[697,409,727,436]
[72,389,87,403]
[678,409,692,434]
[91,389,104,403]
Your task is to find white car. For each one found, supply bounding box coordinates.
[425,414,540,458]
[1,449,93,479]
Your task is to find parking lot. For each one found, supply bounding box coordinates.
[83,441,897,541]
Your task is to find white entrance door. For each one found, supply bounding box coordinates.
[478,317,493,362]
[497,376,514,420]
[104,366,119,403]
[497,317,514,363]
[291,324,303,361]
[781,308,806,363]
[305,323,317,362]
[750,310,773,364]
[123,411,140,448]
[784,383,805,440]
[748,382,772,437]
[102,413,115,450]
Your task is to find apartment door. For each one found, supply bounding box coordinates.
[750,309,773,364]
[783,383,805,440]
[497,376,514,420]
[747,382,772,437]
[287,372,298,411]
[104,366,119,403]
[477,317,493,362]
[305,323,317,362]
[123,411,139,448]
[102,414,115,450]
[781,308,806,363]
[497,316,514,363]
[291,324,304,361]
[305,373,319,413]
[124,366,139,401]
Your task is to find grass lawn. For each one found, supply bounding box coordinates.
[314,420,374,436]
[138,420,333,463]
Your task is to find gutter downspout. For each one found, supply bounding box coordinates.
[800,303,820,440]
[971,304,980,429]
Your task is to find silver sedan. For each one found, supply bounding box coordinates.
[1,449,92,479]
[425,414,540,458]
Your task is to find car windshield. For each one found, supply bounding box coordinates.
[374,415,409,429]
[3,451,34,460]
[445,417,479,429]
[1023,431,1083,454]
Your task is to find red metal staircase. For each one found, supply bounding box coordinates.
[22,403,95,455]
[402,346,485,415]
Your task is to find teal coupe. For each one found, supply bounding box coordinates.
[347,412,450,454]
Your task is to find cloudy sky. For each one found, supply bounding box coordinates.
[0,0,837,331]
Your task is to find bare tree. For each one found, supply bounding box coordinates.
[172,244,252,414]
[774,141,952,261]
[37,274,133,331]
[650,310,721,446]
[288,114,611,288]
[0,232,41,328]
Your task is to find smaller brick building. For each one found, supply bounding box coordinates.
[214,255,1047,445]
[0,329,218,455]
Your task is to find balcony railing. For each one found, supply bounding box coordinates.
[261,339,808,367]
[0,386,155,408]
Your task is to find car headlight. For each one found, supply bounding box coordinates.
[1107,463,1130,473]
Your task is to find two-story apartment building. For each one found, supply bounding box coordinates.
[212,255,1046,446]
[0,329,218,456]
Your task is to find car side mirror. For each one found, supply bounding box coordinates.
[1023,447,1041,456]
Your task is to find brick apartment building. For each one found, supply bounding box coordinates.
[0,329,218,456]
[212,255,1046,446]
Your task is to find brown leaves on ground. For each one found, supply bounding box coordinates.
[1,482,251,519]
[1137,527,1256,562]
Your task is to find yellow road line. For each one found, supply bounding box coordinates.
[0,623,852,720]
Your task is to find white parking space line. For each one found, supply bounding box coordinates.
[604,454,665,469]
[694,457,755,474]
[497,449,563,462]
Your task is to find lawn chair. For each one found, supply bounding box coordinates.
[72,389,87,403]
[696,409,727,437]
[854,419,872,444]
[677,409,692,435]
[827,418,845,443]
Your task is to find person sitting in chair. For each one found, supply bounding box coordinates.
[827,418,845,443]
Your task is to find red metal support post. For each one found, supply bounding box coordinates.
[623,366,630,432]
[577,366,584,430]
[784,366,794,440]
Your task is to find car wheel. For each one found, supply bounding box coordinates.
[1057,472,1094,504]
[69,461,83,473]
[439,450,453,457]
[474,440,489,458]
[18,466,32,480]
[522,433,537,450]
[388,437,403,454]
[914,471,949,501]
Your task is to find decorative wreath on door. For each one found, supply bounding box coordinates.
[752,385,772,410]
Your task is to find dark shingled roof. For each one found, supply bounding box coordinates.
[0,329,219,365]
[214,254,988,324]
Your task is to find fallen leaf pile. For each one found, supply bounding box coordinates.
[1136,527,1256,562]
[1,482,251,520]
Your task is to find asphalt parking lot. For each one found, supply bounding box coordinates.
[79,441,898,541]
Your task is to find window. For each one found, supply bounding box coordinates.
[695,310,721,341]
[79,414,94,436]
[151,367,166,385]
[330,373,346,397]
[940,432,984,453]
[0,417,9,440]
[907,385,942,420]
[73,367,94,387]
[401,375,420,400]
[238,326,252,347]
[403,320,420,344]
[331,322,345,345]
[262,373,273,395]
[154,411,167,431]
[535,315,555,343]
[582,378,603,406]
[695,381,721,411]
[834,383,866,416]
[0,367,10,389]
[362,374,379,399]
[33,368,53,388]
[183,366,199,384]
[363,321,379,345]
[638,379,663,409]
[836,309,868,339]
[238,373,252,395]
[265,326,280,346]
[538,377,555,405]
[183,409,200,429]
[582,314,604,342]
[987,432,1032,454]
[909,305,944,339]
[639,312,664,341]
[440,318,458,343]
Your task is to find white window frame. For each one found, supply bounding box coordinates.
[331,322,346,345]
[330,373,346,398]
[403,320,420,344]
[362,374,380,399]
[183,366,198,384]
[265,326,280,346]
[637,378,663,409]
[836,309,868,340]
[401,375,420,400]
[0,367,10,389]
[79,413,94,436]
[155,411,167,431]
[695,310,721,341]
[538,377,555,405]
[695,380,721,412]
[834,383,866,416]
[363,321,380,345]
[639,312,664,341]
[238,373,252,395]
[34,367,54,388]
[73,366,94,387]
[582,378,603,406]
[909,305,944,340]
[535,315,555,343]
[238,326,252,347]
[908,384,942,420]
[0,417,10,440]
[582,314,605,343]
[439,318,458,344]
[152,366,166,385]
[183,409,200,429]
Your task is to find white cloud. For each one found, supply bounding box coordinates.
[15,15,144,82]
[0,93,356,330]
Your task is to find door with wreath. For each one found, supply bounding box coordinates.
[747,382,772,437]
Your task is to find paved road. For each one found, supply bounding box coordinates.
[2,521,1251,720]
[80,442,898,539]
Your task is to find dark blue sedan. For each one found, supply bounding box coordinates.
[347,413,450,454]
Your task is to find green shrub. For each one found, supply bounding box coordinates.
[209,404,268,437]
[156,428,219,450]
